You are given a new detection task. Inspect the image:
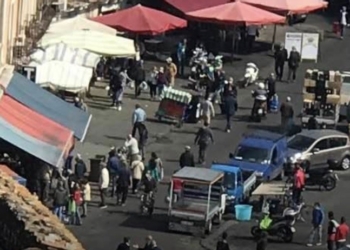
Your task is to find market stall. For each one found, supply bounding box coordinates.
[0,165,26,186]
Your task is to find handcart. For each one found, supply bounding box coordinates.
[155,88,192,128]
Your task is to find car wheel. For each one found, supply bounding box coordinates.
[341,156,350,170]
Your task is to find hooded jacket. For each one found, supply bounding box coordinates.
[312,207,325,227]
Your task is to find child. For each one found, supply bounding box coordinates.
[70,183,83,225]
[81,178,91,217]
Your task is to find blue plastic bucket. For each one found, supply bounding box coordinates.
[235,205,253,221]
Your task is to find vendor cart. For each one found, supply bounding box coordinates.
[155,88,193,127]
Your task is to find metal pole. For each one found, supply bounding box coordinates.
[271,24,277,51]
[206,184,212,216]
[168,179,174,214]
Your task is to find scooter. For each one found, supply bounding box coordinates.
[282,201,306,225]
[251,91,267,123]
[251,219,295,243]
[240,63,259,88]
[304,169,338,191]
[140,192,155,216]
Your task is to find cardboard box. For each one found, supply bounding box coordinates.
[304,79,316,87]
[327,94,340,104]
[303,93,315,101]
[328,81,342,90]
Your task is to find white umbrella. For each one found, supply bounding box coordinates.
[47,16,117,35]
[40,30,136,57]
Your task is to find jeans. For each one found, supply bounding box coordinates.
[53,206,65,221]
[292,188,302,204]
[100,188,107,206]
[281,117,293,134]
[308,225,322,244]
[288,66,297,81]
[117,185,129,204]
[82,201,88,216]
[226,114,232,130]
[178,56,185,76]
[198,143,208,163]
[111,90,117,106]
[275,62,285,80]
[340,24,346,37]
[158,85,164,96]
[70,207,82,225]
[132,178,140,193]
[149,84,157,98]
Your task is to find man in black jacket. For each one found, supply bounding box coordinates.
[134,62,146,98]
[274,43,288,81]
[287,46,301,83]
[117,237,131,250]
[224,94,237,133]
[216,232,230,250]
[179,146,195,168]
[194,122,214,164]
[116,166,131,206]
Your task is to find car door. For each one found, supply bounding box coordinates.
[328,137,348,161]
[309,138,330,166]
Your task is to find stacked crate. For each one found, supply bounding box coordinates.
[303,69,343,118]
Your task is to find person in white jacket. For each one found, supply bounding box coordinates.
[99,162,109,209]
[131,155,145,194]
[200,97,215,125]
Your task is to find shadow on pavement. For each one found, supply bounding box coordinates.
[147,117,175,126]
[117,212,169,233]
[105,135,126,141]
[247,124,281,133]
[86,102,110,111]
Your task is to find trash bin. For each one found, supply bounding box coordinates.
[333,22,341,36]
[235,204,253,221]
[89,155,106,182]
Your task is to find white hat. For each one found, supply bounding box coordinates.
[166,57,172,62]
[258,82,265,90]
[286,96,291,102]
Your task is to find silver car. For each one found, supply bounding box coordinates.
[286,129,350,170]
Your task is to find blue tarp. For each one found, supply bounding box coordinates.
[6,73,91,141]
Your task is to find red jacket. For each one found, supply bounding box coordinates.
[294,169,305,189]
[336,223,349,242]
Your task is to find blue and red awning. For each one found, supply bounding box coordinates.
[0,94,74,167]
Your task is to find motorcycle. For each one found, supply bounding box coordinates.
[305,169,338,191]
[282,201,306,225]
[251,219,295,243]
[240,63,259,88]
[140,192,155,216]
[250,90,267,123]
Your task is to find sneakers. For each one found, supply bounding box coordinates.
[100,205,107,209]
[117,106,122,111]
[111,106,117,110]
[316,243,322,246]
[306,243,313,247]
[226,129,231,133]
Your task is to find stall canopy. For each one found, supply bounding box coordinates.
[164,0,229,13]
[92,4,187,35]
[40,30,136,57]
[240,0,328,13]
[30,43,100,68]
[3,72,91,141]
[186,1,285,25]
[0,94,74,167]
[33,61,93,93]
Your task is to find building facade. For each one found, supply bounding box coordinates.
[0,0,55,65]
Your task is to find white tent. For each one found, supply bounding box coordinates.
[40,30,136,57]
[34,61,93,93]
[42,16,117,41]
[30,43,100,68]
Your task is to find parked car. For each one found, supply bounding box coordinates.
[286,129,350,171]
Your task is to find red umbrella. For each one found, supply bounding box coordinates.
[164,0,229,13]
[186,1,285,25]
[241,0,328,14]
[92,4,187,35]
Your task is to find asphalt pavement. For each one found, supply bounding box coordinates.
[70,13,350,250]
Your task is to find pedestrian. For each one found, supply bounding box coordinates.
[99,162,109,209]
[131,155,144,194]
[124,134,140,164]
[307,113,319,130]
[292,163,305,204]
[177,38,187,77]
[148,152,163,182]
[223,91,237,133]
[81,178,91,218]
[74,97,88,112]
[74,154,87,180]
[149,66,158,100]
[179,146,195,168]
[53,181,68,222]
[194,122,214,164]
[280,96,294,134]
[107,148,121,197]
[340,6,348,39]
[327,211,339,250]
[70,183,83,225]
[110,69,121,109]
[287,46,301,83]
[307,202,324,247]
[157,67,167,97]
[265,73,276,111]
[133,235,155,250]
[115,68,132,111]
[138,123,148,160]
[116,165,131,206]
[274,43,288,81]
[200,97,215,125]
[336,217,349,249]
[246,25,258,53]
[216,232,230,250]
[256,232,268,250]
[132,104,146,138]
[117,237,131,250]
[134,61,146,98]
[166,57,177,87]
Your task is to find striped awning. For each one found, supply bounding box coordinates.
[30,43,100,68]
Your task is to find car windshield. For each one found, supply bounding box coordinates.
[288,135,316,151]
[234,146,269,164]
